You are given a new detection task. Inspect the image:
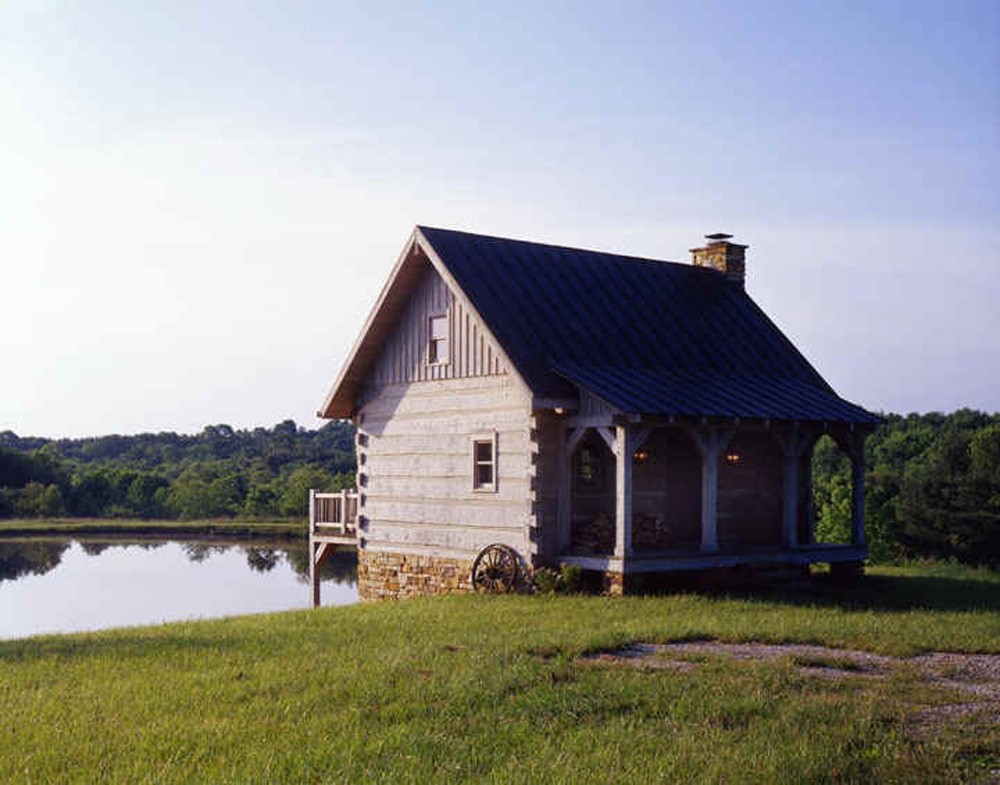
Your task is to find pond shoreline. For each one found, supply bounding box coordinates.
[0,518,307,541]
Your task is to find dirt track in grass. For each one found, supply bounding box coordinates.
[587,641,1000,751]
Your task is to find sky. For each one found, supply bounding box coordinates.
[1,1,998,438]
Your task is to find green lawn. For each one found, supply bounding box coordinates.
[1,564,998,784]
[0,517,305,539]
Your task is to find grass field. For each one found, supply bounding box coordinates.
[0,517,305,539]
[1,563,998,784]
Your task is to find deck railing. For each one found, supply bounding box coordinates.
[309,489,359,538]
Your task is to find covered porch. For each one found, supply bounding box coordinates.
[552,414,870,586]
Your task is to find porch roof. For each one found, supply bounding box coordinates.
[554,363,880,423]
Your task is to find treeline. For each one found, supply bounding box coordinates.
[813,409,1000,567]
[2,411,998,566]
[0,420,355,521]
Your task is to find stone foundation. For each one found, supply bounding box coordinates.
[358,550,474,600]
[602,571,625,596]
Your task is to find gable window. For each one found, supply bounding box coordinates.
[428,314,449,364]
[472,433,498,492]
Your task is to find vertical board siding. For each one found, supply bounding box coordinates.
[366,263,510,388]
[579,390,617,419]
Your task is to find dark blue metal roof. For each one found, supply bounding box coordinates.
[419,226,878,423]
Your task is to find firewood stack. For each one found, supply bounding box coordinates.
[632,512,670,550]
[573,511,615,553]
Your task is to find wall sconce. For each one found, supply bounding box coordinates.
[632,449,650,465]
[724,452,741,466]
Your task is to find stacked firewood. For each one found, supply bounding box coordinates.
[573,511,615,553]
[632,513,669,550]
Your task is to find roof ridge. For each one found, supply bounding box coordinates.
[417,225,690,270]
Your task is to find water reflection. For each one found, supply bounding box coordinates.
[0,540,70,582]
[0,539,357,585]
[0,537,357,639]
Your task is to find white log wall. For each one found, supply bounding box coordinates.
[358,362,536,562]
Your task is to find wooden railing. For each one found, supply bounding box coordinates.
[309,489,359,538]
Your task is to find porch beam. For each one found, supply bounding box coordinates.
[613,424,633,559]
[633,426,654,452]
[565,426,588,457]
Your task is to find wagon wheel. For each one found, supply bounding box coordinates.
[472,544,519,593]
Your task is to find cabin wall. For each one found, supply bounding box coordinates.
[356,372,536,599]
[632,427,702,549]
[717,431,783,547]
[569,431,617,553]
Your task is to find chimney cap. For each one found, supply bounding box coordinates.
[705,232,734,243]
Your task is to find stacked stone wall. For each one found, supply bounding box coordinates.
[358,550,473,600]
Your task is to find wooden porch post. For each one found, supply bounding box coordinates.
[689,425,734,553]
[775,427,812,550]
[308,489,319,607]
[613,424,633,559]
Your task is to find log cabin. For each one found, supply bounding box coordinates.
[312,227,878,601]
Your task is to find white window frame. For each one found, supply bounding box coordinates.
[428,313,449,365]
[471,432,498,493]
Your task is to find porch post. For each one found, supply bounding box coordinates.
[309,489,319,607]
[613,424,633,559]
[776,428,809,550]
[701,442,720,552]
[689,425,734,553]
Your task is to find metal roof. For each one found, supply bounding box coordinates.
[417,226,878,424]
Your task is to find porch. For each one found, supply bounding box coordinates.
[552,416,870,580]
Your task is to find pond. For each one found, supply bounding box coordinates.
[0,538,358,640]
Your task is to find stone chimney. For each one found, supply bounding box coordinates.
[690,233,748,286]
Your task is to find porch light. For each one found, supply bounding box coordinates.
[632,449,650,465]
[724,452,741,465]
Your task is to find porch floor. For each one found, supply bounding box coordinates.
[559,543,866,574]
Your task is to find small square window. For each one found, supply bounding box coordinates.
[429,314,449,364]
[472,434,497,492]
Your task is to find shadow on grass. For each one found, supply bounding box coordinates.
[764,571,1000,613]
[0,629,239,664]
[629,568,1000,613]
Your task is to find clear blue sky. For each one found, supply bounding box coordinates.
[2,1,997,437]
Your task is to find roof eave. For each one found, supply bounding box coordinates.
[317,228,423,420]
